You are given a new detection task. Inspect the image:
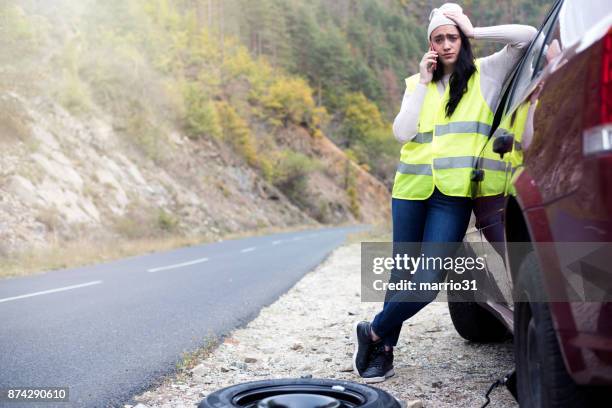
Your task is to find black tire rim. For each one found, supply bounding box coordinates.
[231,384,367,407]
[526,309,542,407]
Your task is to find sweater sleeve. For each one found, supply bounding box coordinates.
[475,24,538,81]
[475,24,538,111]
[392,82,427,144]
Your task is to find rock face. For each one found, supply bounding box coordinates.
[0,92,391,255]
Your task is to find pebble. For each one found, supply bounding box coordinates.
[132,244,518,408]
[230,361,247,370]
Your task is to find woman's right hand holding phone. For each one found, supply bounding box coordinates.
[419,48,438,84]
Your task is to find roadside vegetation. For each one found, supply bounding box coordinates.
[0,223,318,279]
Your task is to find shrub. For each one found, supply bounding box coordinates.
[271,150,319,203]
[345,162,361,219]
[215,101,258,167]
[56,41,93,114]
[124,111,167,163]
[0,4,42,58]
[157,209,178,232]
[58,69,93,114]
[261,77,327,130]
[340,92,384,148]
[112,206,178,238]
[183,83,222,139]
[258,156,275,183]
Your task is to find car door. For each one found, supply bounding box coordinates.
[472,0,564,305]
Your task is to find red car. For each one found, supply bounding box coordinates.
[448,0,612,406]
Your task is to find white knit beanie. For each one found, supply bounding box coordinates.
[427,3,463,40]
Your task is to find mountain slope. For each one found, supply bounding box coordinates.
[0,0,390,260]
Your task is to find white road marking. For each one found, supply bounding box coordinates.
[147,257,209,273]
[0,281,103,304]
[291,236,303,241]
[272,240,283,245]
[240,247,256,253]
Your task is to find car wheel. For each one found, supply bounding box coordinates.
[514,252,590,408]
[448,296,510,342]
[197,378,402,408]
[447,254,510,343]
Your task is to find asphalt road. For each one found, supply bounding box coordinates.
[0,225,365,407]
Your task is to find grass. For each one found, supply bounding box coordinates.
[0,223,320,279]
[173,334,220,380]
[345,222,391,244]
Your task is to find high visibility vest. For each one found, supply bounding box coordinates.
[391,59,502,200]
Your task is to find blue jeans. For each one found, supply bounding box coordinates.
[371,188,472,347]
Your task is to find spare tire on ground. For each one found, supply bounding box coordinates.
[198,377,403,408]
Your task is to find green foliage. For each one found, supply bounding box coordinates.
[221,0,424,116]
[124,111,168,163]
[0,4,34,39]
[0,3,44,60]
[270,151,319,204]
[55,41,93,114]
[183,83,221,139]
[157,209,179,232]
[359,126,400,183]
[218,0,552,122]
[347,180,360,219]
[343,158,361,219]
[58,69,92,114]
[324,91,398,186]
[215,101,258,167]
[262,77,328,130]
[258,156,275,183]
[112,205,178,238]
[222,45,275,104]
[340,92,384,147]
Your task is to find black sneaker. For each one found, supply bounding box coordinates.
[352,321,379,376]
[361,343,394,383]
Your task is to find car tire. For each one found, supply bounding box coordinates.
[448,296,510,342]
[514,251,591,408]
[197,378,402,408]
[447,243,510,343]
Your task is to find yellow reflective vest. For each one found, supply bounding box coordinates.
[391,59,503,200]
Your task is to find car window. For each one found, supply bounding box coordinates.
[533,17,564,77]
[505,1,563,112]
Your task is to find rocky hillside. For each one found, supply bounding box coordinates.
[0,84,389,257]
[0,2,393,261]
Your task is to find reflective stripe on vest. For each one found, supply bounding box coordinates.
[392,59,499,200]
[413,132,433,143]
[396,157,507,175]
[397,162,432,175]
[435,121,492,137]
[476,98,530,198]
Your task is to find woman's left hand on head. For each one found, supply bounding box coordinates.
[443,11,474,38]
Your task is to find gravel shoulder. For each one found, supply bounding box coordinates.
[133,243,518,408]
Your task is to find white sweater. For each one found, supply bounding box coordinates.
[392,24,538,144]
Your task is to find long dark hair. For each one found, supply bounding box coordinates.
[432,29,476,118]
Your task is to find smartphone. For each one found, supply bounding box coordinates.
[429,44,437,71]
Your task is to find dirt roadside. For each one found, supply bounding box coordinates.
[132,242,518,408]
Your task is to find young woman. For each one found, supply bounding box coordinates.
[352,3,536,383]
